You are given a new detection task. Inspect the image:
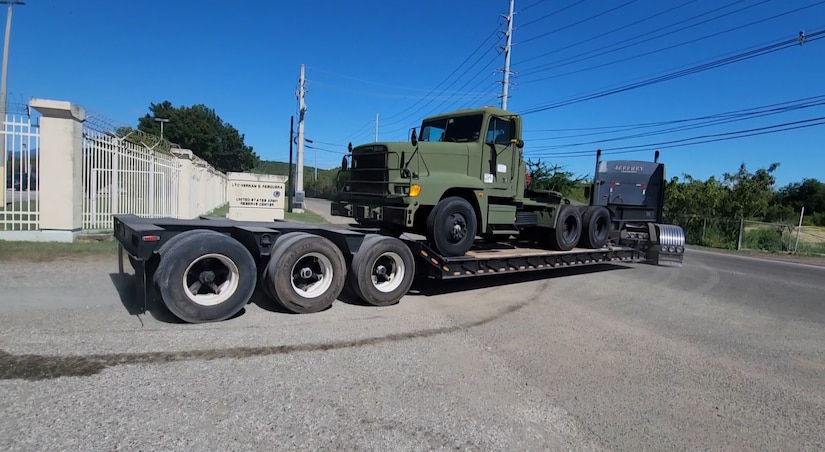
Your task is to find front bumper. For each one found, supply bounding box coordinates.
[331,200,413,227]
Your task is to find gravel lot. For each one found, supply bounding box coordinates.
[1,205,824,451]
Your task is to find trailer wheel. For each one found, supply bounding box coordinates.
[580,206,611,249]
[549,205,582,251]
[260,232,312,301]
[349,235,415,307]
[264,234,346,314]
[426,196,477,257]
[153,230,257,323]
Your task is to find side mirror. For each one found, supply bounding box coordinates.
[513,139,524,148]
[348,142,353,153]
[341,156,348,171]
[411,128,418,146]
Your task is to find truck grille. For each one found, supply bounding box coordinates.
[350,150,389,195]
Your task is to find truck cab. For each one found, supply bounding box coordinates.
[332,106,533,255]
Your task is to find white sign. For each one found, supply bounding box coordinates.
[484,173,494,183]
[497,164,507,173]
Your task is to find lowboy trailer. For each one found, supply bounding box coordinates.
[113,208,681,325]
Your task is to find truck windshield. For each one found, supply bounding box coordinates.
[419,114,483,142]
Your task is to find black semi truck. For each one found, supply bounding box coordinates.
[113,152,684,324]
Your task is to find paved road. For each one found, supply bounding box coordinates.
[1,216,824,450]
[303,197,353,225]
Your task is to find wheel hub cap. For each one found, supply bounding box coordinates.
[199,270,216,284]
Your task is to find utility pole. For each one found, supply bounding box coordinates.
[498,0,515,110]
[287,115,294,213]
[304,139,316,183]
[154,117,169,140]
[0,1,24,208]
[375,113,379,141]
[294,64,307,210]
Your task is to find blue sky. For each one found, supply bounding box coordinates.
[7,0,824,187]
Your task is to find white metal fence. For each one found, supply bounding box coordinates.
[2,114,40,231]
[3,100,230,240]
[82,129,180,231]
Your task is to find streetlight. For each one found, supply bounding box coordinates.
[0,0,22,120]
[0,1,23,208]
[154,117,170,140]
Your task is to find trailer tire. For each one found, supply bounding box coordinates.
[265,234,347,314]
[153,230,257,323]
[349,235,415,306]
[549,205,582,251]
[426,196,477,257]
[580,206,611,249]
[260,232,312,301]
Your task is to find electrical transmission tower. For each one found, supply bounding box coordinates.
[498,0,515,110]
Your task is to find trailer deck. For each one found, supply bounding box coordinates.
[111,213,662,323]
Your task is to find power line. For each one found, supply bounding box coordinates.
[528,97,825,150]
[377,26,502,125]
[519,0,638,44]
[517,0,584,29]
[519,30,825,114]
[305,144,346,155]
[382,51,503,138]
[529,94,825,137]
[518,0,545,14]
[518,0,825,82]
[517,0,756,73]
[515,0,698,67]
[527,116,825,158]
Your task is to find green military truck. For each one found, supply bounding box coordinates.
[331,106,684,263]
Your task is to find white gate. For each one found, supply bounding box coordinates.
[82,129,180,231]
[1,114,40,232]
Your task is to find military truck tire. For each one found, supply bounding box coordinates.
[264,233,347,314]
[153,230,257,324]
[349,234,415,306]
[580,206,611,249]
[549,205,582,251]
[426,196,477,257]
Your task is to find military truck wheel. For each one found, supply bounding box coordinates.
[349,234,415,306]
[549,205,582,251]
[426,196,477,257]
[580,206,611,249]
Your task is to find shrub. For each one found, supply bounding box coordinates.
[743,227,784,252]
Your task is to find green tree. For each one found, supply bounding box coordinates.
[721,162,780,220]
[526,159,587,198]
[663,173,727,222]
[777,178,825,224]
[136,101,260,172]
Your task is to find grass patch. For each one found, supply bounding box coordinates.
[0,239,118,262]
[285,210,328,223]
[207,203,229,217]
